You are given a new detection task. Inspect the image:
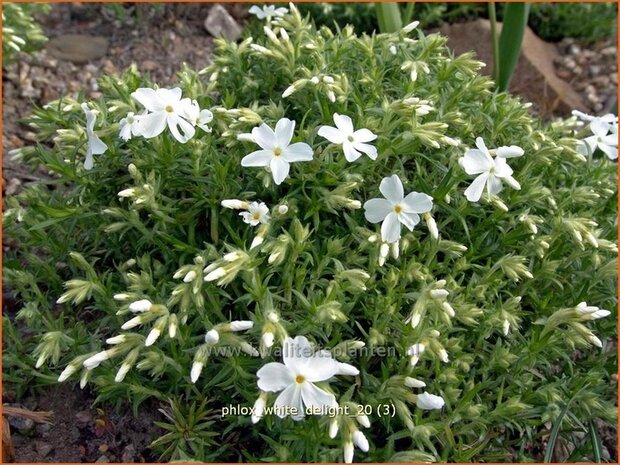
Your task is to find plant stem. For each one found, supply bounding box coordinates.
[375,2,403,33]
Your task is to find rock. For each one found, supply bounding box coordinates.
[96,455,110,463]
[437,19,587,117]
[204,4,243,42]
[121,444,137,462]
[46,34,109,63]
[75,410,93,424]
[7,407,35,433]
[141,60,159,71]
[35,423,52,436]
[35,440,54,457]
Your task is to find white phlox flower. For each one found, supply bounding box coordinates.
[577,117,618,160]
[240,201,271,226]
[256,336,357,420]
[119,111,145,141]
[248,4,289,20]
[459,137,524,202]
[363,175,433,243]
[81,103,108,170]
[183,99,214,133]
[131,87,196,143]
[318,113,378,162]
[241,118,314,185]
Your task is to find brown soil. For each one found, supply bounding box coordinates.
[7,385,161,463]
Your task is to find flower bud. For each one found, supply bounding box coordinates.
[229,320,254,331]
[405,377,426,388]
[329,418,339,439]
[352,430,369,452]
[416,392,445,410]
[205,329,220,345]
[221,199,249,210]
[251,392,267,424]
[129,299,152,313]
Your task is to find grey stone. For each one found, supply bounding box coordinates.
[46,34,109,63]
[204,5,242,42]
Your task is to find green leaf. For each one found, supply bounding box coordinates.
[497,3,530,92]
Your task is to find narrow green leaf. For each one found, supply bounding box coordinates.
[497,3,530,92]
[375,2,403,33]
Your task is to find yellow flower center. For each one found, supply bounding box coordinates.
[273,148,282,157]
[295,375,305,384]
[394,205,402,214]
[347,135,354,142]
[165,105,174,113]
[253,212,261,220]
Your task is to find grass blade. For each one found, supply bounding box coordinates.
[588,420,603,463]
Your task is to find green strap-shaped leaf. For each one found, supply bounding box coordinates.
[375,2,403,33]
[497,2,530,92]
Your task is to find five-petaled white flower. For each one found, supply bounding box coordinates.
[183,100,214,133]
[119,111,144,141]
[248,4,288,20]
[459,137,523,202]
[240,202,271,226]
[318,113,378,162]
[577,118,618,160]
[81,103,108,170]
[131,87,196,143]
[256,336,357,421]
[364,175,433,243]
[241,118,313,185]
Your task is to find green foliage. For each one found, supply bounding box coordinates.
[528,2,617,45]
[4,5,617,462]
[2,2,50,64]
[299,2,617,44]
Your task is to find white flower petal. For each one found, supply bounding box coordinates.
[275,118,295,148]
[381,211,401,243]
[138,111,168,139]
[301,382,337,411]
[274,384,304,419]
[461,149,493,175]
[475,137,489,154]
[241,149,273,167]
[352,142,377,160]
[353,128,377,143]
[282,142,313,162]
[318,126,346,144]
[283,336,313,371]
[486,174,503,196]
[88,135,108,155]
[343,142,362,162]
[399,212,420,231]
[590,118,611,137]
[333,113,354,134]
[599,142,618,160]
[464,172,489,202]
[270,157,290,185]
[252,123,277,150]
[167,114,195,144]
[363,198,392,223]
[131,88,165,112]
[402,192,433,213]
[493,157,513,178]
[257,362,294,392]
[303,355,340,382]
[379,175,404,203]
